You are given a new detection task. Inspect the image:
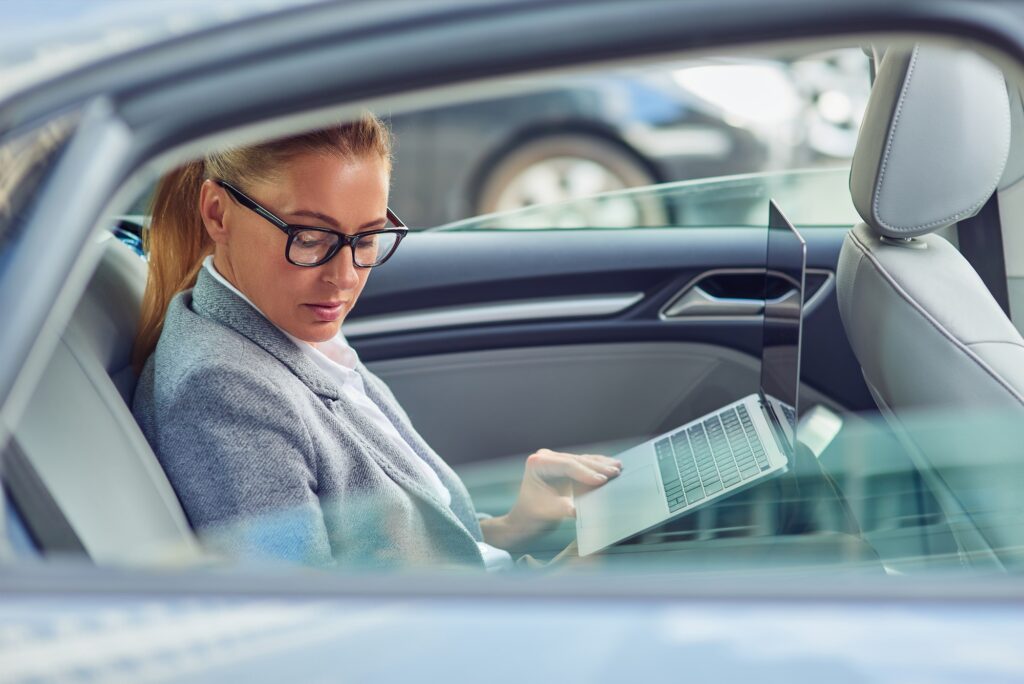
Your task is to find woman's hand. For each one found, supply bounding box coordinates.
[480,449,621,552]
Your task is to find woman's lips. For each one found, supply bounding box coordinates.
[304,302,346,322]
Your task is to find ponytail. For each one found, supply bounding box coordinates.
[132,161,212,373]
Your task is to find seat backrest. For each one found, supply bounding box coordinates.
[13,233,202,565]
[837,44,1024,568]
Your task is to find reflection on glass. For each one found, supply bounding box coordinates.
[437,167,859,231]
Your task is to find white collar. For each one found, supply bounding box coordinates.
[201,255,358,371]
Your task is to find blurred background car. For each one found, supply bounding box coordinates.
[364,55,868,227]
[389,64,778,227]
[389,52,869,228]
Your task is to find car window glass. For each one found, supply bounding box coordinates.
[23,34,1024,587]
[124,48,870,231]
[393,47,870,230]
[437,167,858,231]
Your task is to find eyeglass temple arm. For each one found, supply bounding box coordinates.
[221,177,405,232]
[217,179,291,232]
[387,207,406,229]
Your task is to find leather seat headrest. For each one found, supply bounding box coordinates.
[849,44,1011,238]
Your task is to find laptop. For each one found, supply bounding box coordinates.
[575,199,806,556]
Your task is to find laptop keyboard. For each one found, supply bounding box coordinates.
[656,405,771,514]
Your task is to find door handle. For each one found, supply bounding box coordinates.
[662,286,799,319]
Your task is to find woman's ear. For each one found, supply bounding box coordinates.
[199,179,230,245]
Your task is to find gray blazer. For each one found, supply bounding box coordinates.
[133,268,486,570]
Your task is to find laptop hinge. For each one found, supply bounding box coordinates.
[759,394,794,458]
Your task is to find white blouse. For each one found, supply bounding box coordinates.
[201,257,512,571]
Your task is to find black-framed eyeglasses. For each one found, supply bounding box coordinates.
[215,179,408,268]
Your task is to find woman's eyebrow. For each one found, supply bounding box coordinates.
[291,210,386,230]
[291,209,339,227]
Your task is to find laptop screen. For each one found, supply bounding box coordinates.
[759,199,807,418]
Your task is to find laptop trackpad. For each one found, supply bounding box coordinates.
[578,463,662,548]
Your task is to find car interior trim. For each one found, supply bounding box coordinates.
[2,437,84,556]
[344,292,644,338]
[659,268,835,322]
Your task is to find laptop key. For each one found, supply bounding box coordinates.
[684,487,704,503]
[703,481,724,495]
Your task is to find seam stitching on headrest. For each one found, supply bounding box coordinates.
[873,46,918,234]
[848,229,1024,408]
[873,47,1012,234]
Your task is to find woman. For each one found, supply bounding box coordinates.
[131,115,621,571]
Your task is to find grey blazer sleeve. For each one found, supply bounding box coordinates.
[156,365,333,566]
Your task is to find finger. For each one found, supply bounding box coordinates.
[535,450,619,468]
[576,454,623,475]
[528,451,611,485]
[562,457,611,485]
[575,457,621,478]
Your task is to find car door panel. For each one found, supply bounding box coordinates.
[350,227,870,466]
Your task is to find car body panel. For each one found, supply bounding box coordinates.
[1,590,1022,683]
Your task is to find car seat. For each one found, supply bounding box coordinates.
[836,43,1024,569]
[11,233,202,564]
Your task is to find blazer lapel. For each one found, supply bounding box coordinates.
[355,363,484,541]
[190,268,341,401]
[190,269,483,553]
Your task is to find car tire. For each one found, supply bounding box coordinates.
[476,134,668,227]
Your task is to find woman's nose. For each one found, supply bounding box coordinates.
[323,245,361,288]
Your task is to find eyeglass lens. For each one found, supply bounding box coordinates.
[289,230,401,267]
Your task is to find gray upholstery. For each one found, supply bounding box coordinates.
[838,224,1024,411]
[838,44,1024,568]
[14,235,202,565]
[849,44,1011,238]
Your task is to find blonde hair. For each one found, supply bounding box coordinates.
[132,115,393,373]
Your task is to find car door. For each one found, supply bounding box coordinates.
[348,170,872,473]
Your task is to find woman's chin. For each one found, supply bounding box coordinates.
[306,320,343,342]
[285,318,342,344]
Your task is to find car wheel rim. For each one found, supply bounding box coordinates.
[492,156,645,228]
